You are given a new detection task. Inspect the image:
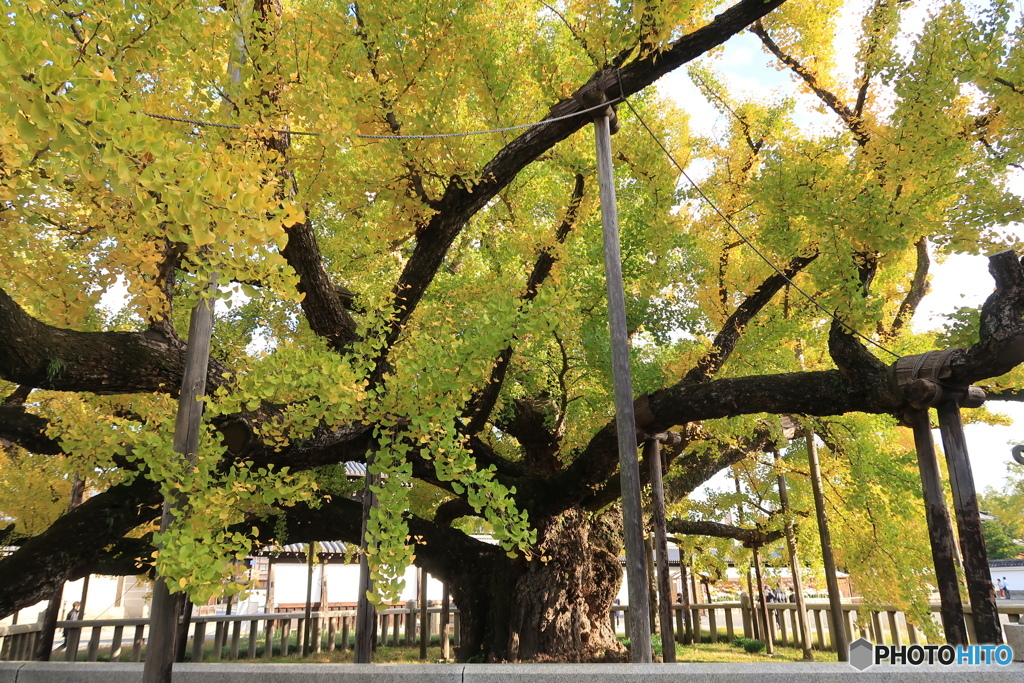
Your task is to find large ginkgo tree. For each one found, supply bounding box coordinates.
[2,0,1023,662]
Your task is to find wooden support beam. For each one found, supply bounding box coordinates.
[645,438,677,661]
[593,106,652,664]
[935,398,1003,644]
[774,450,813,660]
[904,407,968,645]
[354,455,378,663]
[806,428,849,661]
[143,292,215,683]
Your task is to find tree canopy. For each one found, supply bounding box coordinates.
[2,0,1024,662]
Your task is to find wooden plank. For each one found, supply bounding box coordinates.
[327,617,337,652]
[192,621,206,663]
[814,610,825,650]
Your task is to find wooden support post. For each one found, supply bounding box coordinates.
[936,398,1003,644]
[440,581,451,661]
[419,568,428,659]
[751,547,773,653]
[592,107,652,663]
[175,598,193,664]
[303,543,315,655]
[774,450,813,660]
[678,559,693,644]
[144,291,215,683]
[354,455,378,663]
[645,438,677,661]
[644,535,658,636]
[745,569,758,642]
[131,625,144,662]
[230,621,241,660]
[34,475,86,661]
[905,407,968,645]
[806,428,849,661]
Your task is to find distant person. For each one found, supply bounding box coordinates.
[996,578,1005,599]
[60,601,81,649]
[1003,577,1011,599]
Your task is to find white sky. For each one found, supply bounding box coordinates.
[664,4,1024,498]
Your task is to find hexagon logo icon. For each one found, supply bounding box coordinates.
[849,638,875,671]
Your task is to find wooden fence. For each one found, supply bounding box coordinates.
[4,599,1023,662]
[608,599,1024,650]
[0,603,459,663]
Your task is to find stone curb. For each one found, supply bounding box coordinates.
[3,662,1024,682]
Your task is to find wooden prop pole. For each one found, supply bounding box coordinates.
[805,428,848,661]
[904,407,968,645]
[593,105,652,663]
[645,438,677,661]
[936,396,1002,644]
[143,293,215,683]
[774,450,813,660]
[354,456,378,663]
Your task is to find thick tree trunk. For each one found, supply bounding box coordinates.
[450,508,627,662]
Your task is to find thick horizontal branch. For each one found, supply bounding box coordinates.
[0,288,230,396]
[667,519,784,546]
[0,406,64,455]
[246,495,502,582]
[0,476,162,618]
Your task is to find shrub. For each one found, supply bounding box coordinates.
[743,639,767,653]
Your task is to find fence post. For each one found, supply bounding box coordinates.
[192,621,206,663]
[248,620,259,658]
[263,619,275,659]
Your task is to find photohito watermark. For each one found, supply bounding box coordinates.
[848,637,1015,671]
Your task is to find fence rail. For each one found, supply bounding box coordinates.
[3,600,1023,662]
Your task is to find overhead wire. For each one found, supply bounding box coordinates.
[617,94,901,360]
[140,86,900,359]
[142,97,624,140]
